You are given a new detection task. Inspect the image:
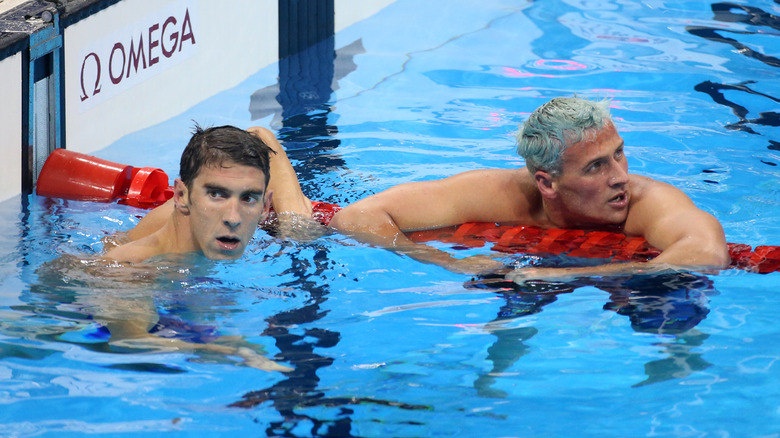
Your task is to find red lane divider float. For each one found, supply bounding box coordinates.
[407,222,780,274]
[36,150,780,273]
[37,149,172,209]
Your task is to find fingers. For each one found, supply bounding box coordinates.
[237,347,293,372]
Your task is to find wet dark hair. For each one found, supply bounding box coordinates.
[179,124,275,189]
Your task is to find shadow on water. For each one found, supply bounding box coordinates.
[687,2,780,162]
[230,244,429,437]
[249,36,368,204]
[467,271,717,395]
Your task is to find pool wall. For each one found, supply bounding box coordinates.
[0,0,394,203]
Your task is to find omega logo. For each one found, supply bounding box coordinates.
[79,8,196,102]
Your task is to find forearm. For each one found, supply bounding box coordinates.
[331,207,502,274]
[97,296,290,371]
[506,260,680,285]
[109,331,292,372]
[649,236,730,269]
[248,126,312,216]
[506,239,728,284]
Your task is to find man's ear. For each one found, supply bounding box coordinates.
[534,170,557,199]
[261,190,274,220]
[173,178,191,215]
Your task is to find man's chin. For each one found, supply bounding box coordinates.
[203,248,245,260]
[582,213,628,229]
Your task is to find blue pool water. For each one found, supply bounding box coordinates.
[2,0,780,436]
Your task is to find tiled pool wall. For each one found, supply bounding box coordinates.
[0,0,394,202]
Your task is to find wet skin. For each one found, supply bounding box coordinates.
[543,122,630,228]
[178,164,270,260]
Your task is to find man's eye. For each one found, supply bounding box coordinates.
[242,194,261,205]
[208,190,226,199]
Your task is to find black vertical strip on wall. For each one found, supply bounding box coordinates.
[20,43,31,202]
[279,0,335,59]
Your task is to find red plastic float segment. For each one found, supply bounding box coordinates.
[727,243,754,270]
[445,222,505,248]
[492,225,545,253]
[37,149,173,208]
[612,237,661,262]
[311,201,342,226]
[410,221,780,273]
[406,226,458,242]
[452,222,511,242]
[120,167,173,209]
[748,246,780,274]
[519,228,581,255]
[568,232,618,259]
[37,148,133,203]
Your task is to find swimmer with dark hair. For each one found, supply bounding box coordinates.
[105,125,312,263]
[64,125,304,372]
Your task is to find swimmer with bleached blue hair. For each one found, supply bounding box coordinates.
[328,96,730,280]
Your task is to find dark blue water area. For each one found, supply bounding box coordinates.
[2,0,780,436]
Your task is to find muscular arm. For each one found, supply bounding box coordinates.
[508,178,730,283]
[330,169,533,274]
[629,178,729,267]
[247,126,312,217]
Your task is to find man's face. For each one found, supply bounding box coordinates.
[180,163,270,260]
[551,122,630,227]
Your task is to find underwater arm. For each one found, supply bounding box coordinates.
[40,255,292,372]
[97,291,291,372]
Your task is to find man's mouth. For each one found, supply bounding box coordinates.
[216,236,241,251]
[608,192,628,206]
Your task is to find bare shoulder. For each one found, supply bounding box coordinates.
[627,174,697,212]
[452,167,529,182]
[355,168,529,206]
[103,234,163,264]
[626,174,724,239]
[439,167,537,224]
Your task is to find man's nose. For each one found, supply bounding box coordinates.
[223,199,242,228]
[609,160,629,186]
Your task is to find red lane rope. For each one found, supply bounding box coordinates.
[34,149,779,274]
[249,200,780,274]
[406,220,780,274]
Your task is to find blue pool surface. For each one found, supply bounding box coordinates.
[2,0,780,436]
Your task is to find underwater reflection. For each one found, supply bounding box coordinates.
[467,271,718,395]
[230,242,429,437]
[249,36,368,205]
[687,3,780,69]
[688,1,780,159]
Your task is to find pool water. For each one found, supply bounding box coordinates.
[2,0,780,436]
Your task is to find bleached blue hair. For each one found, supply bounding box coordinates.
[515,97,613,175]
